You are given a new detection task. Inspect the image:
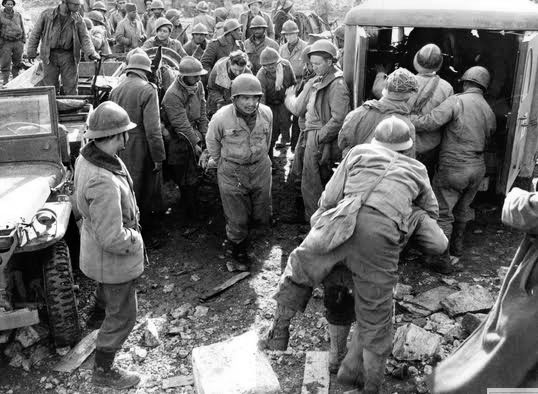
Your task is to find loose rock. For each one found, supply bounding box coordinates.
[163,284,175,293]
[172,304,192,319]
[394,283,413,300]
[15,325,49,348]
[132,346,148,362]
[143,319,161,347]
[392,323,442,361]
[193,306,209,318]
[461,313,487,334]
[441,284,494,317]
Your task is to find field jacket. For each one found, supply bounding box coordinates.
[0,9,25,42]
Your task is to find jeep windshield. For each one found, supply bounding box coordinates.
[0,93,52,137]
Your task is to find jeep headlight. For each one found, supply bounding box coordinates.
[35,208,57,228]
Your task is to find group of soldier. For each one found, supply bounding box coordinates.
[7,0,509,393]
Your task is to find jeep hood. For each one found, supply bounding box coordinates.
[0,162,65,225]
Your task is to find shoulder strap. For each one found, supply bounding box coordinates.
[362,153,398,204]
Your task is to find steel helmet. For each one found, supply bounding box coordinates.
[248,0,262,5]
[2,0,15,5]
[231,74,263,97]
[165,8,181,20]
[214,7,229,21]
[281,20,299,35]
[83,18,94,31]
[155,17,173,32]
[371,116,413,152]
[385,68,418,93]
[87,10,105,25]
[125,53,152,73]
[150,0,164,9]
[222,19,241,35]
[86,102,136,140]
[461,66,490,90]
[191,22,209,35]
[250,15,268,29]
[414,44,443,74]
[334,25,345,40]
[91,1,107,12]
[196,1,209,12]
[260,47,280,66]
[278,0,293,10]
[179,56,208,76]
[308,39,337,59]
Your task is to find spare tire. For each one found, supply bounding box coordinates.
[43,240,81,348]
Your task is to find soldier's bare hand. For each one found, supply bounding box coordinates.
[89,53,101,61]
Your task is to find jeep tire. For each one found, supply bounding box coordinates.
[43,240,81,347]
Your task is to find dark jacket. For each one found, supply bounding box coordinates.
[0,9,25,42]
[183,39,207,60]
[257,59,296,105]
[27,5,97,64]
[142,36,188,57]
[201,34,243,72]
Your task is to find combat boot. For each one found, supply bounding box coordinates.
[362,349,386,394]
[264,303,297,350]
[450,222,466,257]
[92,350,141,389]
[232,240,252,271]
[337,331,365,388]
[328,324,351,373]
[427,251,458,275]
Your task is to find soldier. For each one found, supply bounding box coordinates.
[114,3,146,53]
[279,20,307,151]
[87,11,112,54]
[141,0,153,30]
[108,0,127,34]
[165,8,188,45]
[205,74,273,270]
[162,57,208,220]
[26,0,99,95]
[333,25,344,68]
[265,117,445,393]
[257,47,296,155]
[244,15,279,75]
[110,53,166,235]
[145,0,165,37]
[0,0,25,85]
[240,0,274,41]
[285,39,349,220]
[193,1,216,36]
[207,50,251,117]
[410,66,496,270]
[410,43,454,178]
[338,68,418,158]
[273,0,295,42]
[74,102,143,390]
[142,17,188,56]
[91,1,112,36]
[201,18,243,74]
[213,7,229,39]
[183,23,209,60]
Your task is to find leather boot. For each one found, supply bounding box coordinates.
[450,222,466,257]
[232,240,252,270]
[428,250,456,275]
[337,330,365,388]
[328,324,351,373]
[362,349,386,394]
[92,350,141,389]
[264,303,296,350]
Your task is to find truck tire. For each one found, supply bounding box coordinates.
[43,240,81,347]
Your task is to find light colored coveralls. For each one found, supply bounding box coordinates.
[292,65,350,219]
[206,103,273,243]
[411,86,496,238]
[275,143,443,358]
[110,71,166,222]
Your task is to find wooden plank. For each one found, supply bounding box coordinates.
[53,329,98,372]
[200,272,250,301]
[301,351,330,394]
[162,375,194,389]
[0,308,39,331]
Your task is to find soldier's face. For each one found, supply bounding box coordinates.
[66,0,82,13]
[117,0,126,10]
[252,27,265,39]
[249,2,261,13]
[183,75,201,86]
[263,62,277,75]
[310,54,331,76]
[230,63,245,76]
[127,10,137,20]
[193,33,206,45]
[156,26,170,40]
[231,28,241,40]
[285,33,298,44]
[3,0,14,10]
[153,8,163,17]
[234,95,260,114]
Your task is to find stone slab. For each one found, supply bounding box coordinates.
[392,323,442,361]
[192,330,281,394]
[301,351,329,394]
[441,284,495,317]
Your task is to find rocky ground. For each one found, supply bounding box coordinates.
[0,142,524,393]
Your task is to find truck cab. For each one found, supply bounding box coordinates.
[343,0,538,194]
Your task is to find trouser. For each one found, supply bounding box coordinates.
[416,146,439,181]
[290,115,300,152]
[95,279,138,352]
[168,134,201,188]
[275,206,402,356]
[42,49,79,95]
[269,103,292,156]
[217,157,272,244]
[301,129,333,220]
[290,128,306,197]
[433,162,485,239]
[0,40,23,84]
